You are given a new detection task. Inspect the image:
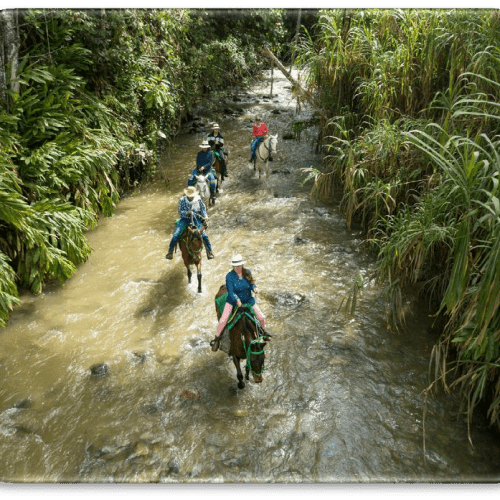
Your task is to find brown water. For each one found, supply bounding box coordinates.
[1,70,500,483]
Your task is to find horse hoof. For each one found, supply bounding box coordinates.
[238,382,245,390]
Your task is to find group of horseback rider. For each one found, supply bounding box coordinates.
[165,122,229,261]
[165,118,270,346]
[166,118,271,262]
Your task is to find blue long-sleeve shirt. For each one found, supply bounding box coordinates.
[178,195,207,224]
[225,269,256,307]
[196,150,214,170]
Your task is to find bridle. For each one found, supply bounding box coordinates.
[257,136,276,162]
[182,214,204,257]
[239,308,267,377]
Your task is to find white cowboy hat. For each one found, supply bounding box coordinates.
[231,254,246,266]
[212,123,220,129]
[184,186,200,200]
[199,140,210,148]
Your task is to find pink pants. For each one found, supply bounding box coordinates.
[216,302,266,336]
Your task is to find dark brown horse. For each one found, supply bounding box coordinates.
[178,223,204,293]
[214,285,271,389]
[213,151,228,194]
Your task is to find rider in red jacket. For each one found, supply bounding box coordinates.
[249,117,273,162]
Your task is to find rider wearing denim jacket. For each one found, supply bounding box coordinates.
[165,186,214,260]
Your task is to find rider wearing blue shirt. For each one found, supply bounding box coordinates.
[165,186,214,260]
[211,254,266,351]
[188,141,217,201]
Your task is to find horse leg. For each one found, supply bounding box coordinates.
[186,265,192,284]
[233,356,245,389]
[245,365,250,381]
[196,264,202,293]
[265,159,269,179]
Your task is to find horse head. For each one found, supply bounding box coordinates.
[240,305,268,383]
[195,174,209,201]
[269,134,278,155]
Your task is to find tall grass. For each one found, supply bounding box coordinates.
[296,9,500,431]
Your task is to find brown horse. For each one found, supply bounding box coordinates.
[213,151,228,194]
[214,285,271,389]
[178,223,204,293]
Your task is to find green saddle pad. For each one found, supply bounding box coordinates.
[215,292,228,315]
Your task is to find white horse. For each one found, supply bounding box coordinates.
[195,174,216,206]
[254,134,278,180]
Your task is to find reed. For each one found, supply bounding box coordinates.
[295,8,500,430]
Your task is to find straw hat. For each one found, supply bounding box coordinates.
[184,186,200,200]
[212,123,220,129]
[231,254,246,266]
[199,140,210,148]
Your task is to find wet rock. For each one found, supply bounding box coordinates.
[180,388,200,400]
[283,132,295,140]
[332,244,355,254]
[271,168,291,175]
[185,336,204,350]
[132,351,147,364]
[294,236,309,245]
[313,207,329,216]
[90,363,109,378]
[167,461,179,474]
[271,109,281,114]
[13,398,33,409]
[264,291,307,308]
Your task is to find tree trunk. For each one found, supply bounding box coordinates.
[0,9,20,110]
[262,46,327,121]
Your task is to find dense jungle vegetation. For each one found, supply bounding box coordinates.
[296,9,500,433]
[0,8,302,325]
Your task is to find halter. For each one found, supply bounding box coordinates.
[182,216,204,257]
[238,309,267,377]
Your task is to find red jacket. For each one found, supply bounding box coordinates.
[253,122,269,138]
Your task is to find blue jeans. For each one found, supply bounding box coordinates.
[168,218,212,252]
[250,137,264,159]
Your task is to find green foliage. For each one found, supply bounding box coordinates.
[295,9,500,430]
[0,8,292,326]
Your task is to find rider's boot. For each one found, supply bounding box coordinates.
[210,334,221,352]
[206,246,214,260]
[165,250,174,260]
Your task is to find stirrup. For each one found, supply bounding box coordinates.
[210,336,220,352]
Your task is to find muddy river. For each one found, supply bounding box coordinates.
[1,70,499,483]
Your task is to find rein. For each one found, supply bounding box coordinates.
[257,137,275,162]
[182,225,203,257]
[232,308,266,377]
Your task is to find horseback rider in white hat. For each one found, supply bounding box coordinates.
[211,254,266,351]
[188,140,217,202]
[166,186,214,260]
[207,123,229,178]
